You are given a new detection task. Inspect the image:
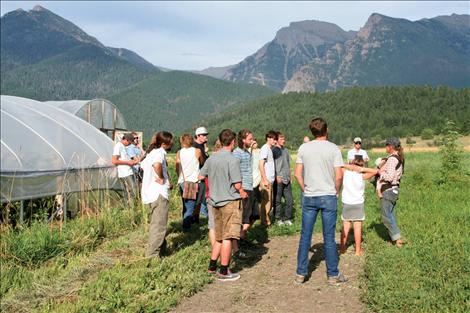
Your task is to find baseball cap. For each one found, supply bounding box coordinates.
[385,137,401,148]
[353,137,362,143]
[195,127,209,136]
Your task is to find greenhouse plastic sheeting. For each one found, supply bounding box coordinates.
[44,99,127,137]
[1,95,121,203]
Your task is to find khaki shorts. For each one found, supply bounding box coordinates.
[214,200,242,241]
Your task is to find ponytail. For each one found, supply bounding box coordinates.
[147,131,173,153]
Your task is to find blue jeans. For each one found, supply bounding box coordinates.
[297,195,339,277]
[180,184,196,230]
[381,188,401,241]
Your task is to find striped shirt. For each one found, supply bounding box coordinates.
[233,147,253,191]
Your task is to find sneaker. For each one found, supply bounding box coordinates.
[327,273,348,285]
[217,270,240,282]
[276,220,285,226]
[207,268,217,274]
[294,274,306,284]
[284,220,293,226]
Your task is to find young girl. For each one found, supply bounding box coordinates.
[340,158,378,256]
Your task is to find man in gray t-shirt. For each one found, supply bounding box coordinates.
[198,129,247,282]
[294,117,347,285]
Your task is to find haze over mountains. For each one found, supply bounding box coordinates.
[200,13,470,92]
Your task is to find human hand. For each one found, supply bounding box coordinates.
[276,176,282,184]
[155,177,164,185]
[240,190,248,199]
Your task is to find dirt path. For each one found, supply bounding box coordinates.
[172,233,364,313]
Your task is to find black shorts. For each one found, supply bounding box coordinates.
[242,190,255,224]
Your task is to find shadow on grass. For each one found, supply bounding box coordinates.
[164,219,208,256]
[368,222,390,242]
[231,223,270,272]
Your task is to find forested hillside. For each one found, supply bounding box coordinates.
[201,86,470,148]
[109,71,275,138]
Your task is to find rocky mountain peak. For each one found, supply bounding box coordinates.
[274,20,353,50]
[32,5,47,12]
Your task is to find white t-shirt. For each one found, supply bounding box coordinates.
[259,144,275,183]
[113,142,133,178]
[296,140,344,197]
[141,148,170,203]
[342,170,365,204]
[347,148,369,162]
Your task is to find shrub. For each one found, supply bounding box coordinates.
[421,128,434,140]
[439,121,464,183]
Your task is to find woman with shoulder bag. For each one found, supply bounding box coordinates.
[176,134,201,231]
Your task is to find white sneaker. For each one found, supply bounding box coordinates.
[276,220,285,226]
[284,220,293,226]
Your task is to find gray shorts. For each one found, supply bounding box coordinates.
[341,203,365,221]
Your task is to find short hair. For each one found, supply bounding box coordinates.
[277,131,285,138]
[237,129,252,148]
[180,134,193,148]
[219,129,236,147]
[265,130,278,140]
[309,117,328,138]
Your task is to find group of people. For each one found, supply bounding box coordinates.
[111,117,405,285]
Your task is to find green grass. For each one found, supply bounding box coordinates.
[1,152,469,312]
[360,152,470,313]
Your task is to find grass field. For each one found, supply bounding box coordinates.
[1,151,469,312]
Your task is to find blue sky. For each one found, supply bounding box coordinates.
[2,1,469,70]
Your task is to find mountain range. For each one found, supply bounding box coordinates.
[199,13,470,92]
[0,5,274,136]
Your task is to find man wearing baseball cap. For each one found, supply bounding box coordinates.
[193,126,210,222]
[347,137,369,164]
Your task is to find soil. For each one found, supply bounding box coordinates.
[172,233,364,313]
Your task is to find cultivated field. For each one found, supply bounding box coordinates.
[1,151,469,312]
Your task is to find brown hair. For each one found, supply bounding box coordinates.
[179,134,193,148]
[237,129,252,149]
[265,130,278,140]
[147,131,173,152]
[219,129,236,147]
[352,158,365,167]
[309,117,327,138]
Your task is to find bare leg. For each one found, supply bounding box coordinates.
[209,229,216,248]
[353,221,363,255]
[211,240,222,261]
[220,239,233,266]
[340,221,351,254]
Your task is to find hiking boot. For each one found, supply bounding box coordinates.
[284,220,293,226]
[327,273,348,285]
[294,274,306,284]
[217,270,240,282]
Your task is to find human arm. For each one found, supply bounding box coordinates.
[380,157,399,182]
[259,159,269,187]
[111,155,136,166]
[335,167,343,196]
[175,151,181,177]
[294,163,305,192]
[195,148,203,166]
[153,162,164,185]
[234,182,248,199]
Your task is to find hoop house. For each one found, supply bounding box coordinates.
[1,95,120,203]
[44,99,127,138]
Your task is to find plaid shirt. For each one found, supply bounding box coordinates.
[380,153,403,185]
